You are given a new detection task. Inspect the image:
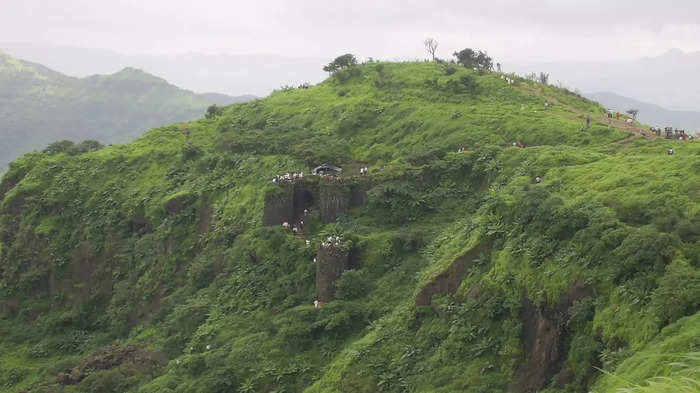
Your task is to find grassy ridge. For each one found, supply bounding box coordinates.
[0,61,697,393]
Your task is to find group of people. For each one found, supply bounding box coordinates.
[457,146,468,153]
[359,166,369,176]
[272,172,304,183]
[282,219,304,234]
[501,75,516,85]
[320,235,344,249]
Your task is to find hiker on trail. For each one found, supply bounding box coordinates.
[616,112,620,119]
[304,208,309,215]
[544,102,550,110]
[299,220,304,228]
[314,300,319,309]
[282,222,289,229]
[292,226,298,234]
[535,176,542,184]
[364,166,369,174]
[586,116,591,128]
[668,148,675,155]
[306,240,311,246]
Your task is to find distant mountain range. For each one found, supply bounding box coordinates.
[1,42,327,97]
[586,92,700,132]
[0,51,254,169]
[509,49,700,112]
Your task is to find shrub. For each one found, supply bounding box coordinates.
[335,270,372,300]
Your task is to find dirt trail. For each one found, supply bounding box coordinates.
[519,84,653,139]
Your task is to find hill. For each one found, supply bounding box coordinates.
[0,52,254,169]
[509,48,700,112]
[0,61,698,393]
[1,42,327,97]
[586,91,700,132]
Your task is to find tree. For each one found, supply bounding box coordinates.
[322,54,358,74]
[538,72,550,85]
[452,48,493,71]
[424,38,439,61]
[43,140,75,155]
[205,104,223,119]
[626,109,639,120]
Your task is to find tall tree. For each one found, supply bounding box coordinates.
[322,54,358,74]
[424,38,439,61]
[453,48,493,71]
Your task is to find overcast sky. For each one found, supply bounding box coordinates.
[1,0,699,62]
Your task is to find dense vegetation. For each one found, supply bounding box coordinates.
[0,51,253,170]
[0,60,697,393]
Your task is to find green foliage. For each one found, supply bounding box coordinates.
[453,48,493,70]
[0,60,697,393]
[323,53,358,74]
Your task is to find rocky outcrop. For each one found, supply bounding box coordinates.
[512,282,594,393]
[315,245,350,302]
[415,240,492,307]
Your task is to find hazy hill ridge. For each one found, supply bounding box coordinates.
[586,91,700,132]
[0,61,697,393]
[0,51,253,169]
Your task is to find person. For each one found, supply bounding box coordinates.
[304,208,309,215]
[306,240,311,246]
[616,112,620,119]
[535,176,542,183]
[282,222,289,229]
[668,148,674,155]
[292,226,298,234]
[544,102,550,110]
[314,300,319,309]
[586,116,591,128]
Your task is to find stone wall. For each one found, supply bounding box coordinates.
[262,180,317,227]
[262,183,295,226]
[319,182,351,223]
[315,246,349,302]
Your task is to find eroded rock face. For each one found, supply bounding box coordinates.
[58,345,166,386]
[415,240,493,307]
[315,245,349,302]
[513,283,594,393]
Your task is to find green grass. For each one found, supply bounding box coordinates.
[0,60,698,393]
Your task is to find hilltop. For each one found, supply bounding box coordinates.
[0,52,254,169]
[0,61,698,393]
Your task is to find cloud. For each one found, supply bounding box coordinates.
[1,0,698,61]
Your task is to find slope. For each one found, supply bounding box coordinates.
[0,61,697,393]
[0,51,253,170]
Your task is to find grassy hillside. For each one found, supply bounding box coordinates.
[0,51,253,170]
[0,61,697,393]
